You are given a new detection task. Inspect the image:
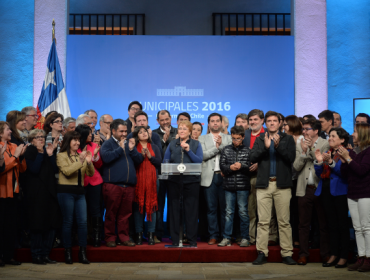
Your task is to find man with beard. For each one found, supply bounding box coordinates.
[199,113,232,245]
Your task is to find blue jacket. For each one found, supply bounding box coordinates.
[100,137,143,186]
[314,159,348,196]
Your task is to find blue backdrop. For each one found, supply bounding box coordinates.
[66,36,294,131]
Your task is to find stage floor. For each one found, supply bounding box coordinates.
[16,239,323,263]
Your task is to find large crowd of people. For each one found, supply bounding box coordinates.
[0,102,369,272]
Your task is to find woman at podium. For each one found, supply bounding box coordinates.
[163,120,203,246]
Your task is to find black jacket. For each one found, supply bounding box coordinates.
[24,145,62,231]
[152,126,178,155]
[220,144,251,191]
[250,132,296,189]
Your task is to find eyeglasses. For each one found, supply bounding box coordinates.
[53,120,62,124]
[130,107,140,112]
[283,123,288,127]
[34,136,44,140]
[27,114,38,118]
[302,128,313,131]
[232,138,243,142]
[103,122,112,125]
[85,123,94,126]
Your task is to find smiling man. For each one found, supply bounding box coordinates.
[250,111,296,266]
[199,113,232,245]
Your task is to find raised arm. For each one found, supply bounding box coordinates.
[187,143,203,163]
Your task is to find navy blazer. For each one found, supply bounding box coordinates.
[314,158,348,196]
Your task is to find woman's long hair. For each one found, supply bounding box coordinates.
[75,124,92,151]
[356,123,370,151]
[132,126,152,146]
[6,110,26,142]
[60,131,81,157]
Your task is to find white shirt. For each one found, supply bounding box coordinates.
[160,126,171,143]
[212,133,221,172]
[307,138,319,185]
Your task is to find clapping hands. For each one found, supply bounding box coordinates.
[230,162,241,171]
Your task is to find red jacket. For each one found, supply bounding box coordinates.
[0,141,27,198]
[78,142,103,186]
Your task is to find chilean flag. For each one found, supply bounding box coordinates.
[36,40,71,128]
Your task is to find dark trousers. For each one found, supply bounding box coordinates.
[168,181,200,244]
[298,186,330,258]
[203,173,226,239]
[103,183,135,242]
[0,195,18,261]
[198,186,208,239]
[85,184,102,217]
[156,180,169,238]
[290,180,299,243]
[320,182,350,259]
[30,230,55,259]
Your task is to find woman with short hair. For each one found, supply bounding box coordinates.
[0,121,27,266]
[314,127,350,268]
[191,122,203,141]
[339,123,370,272]
[24,129,61,264]
[164,120,203,247]
[132,126,161,245]
[43,113,64,155]
[56,131,94,264]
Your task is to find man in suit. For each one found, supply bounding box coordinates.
[293,119,330,265]
[199,113,232,245]
[243,109,279,246]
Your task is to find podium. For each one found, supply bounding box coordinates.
[160,163,201,248]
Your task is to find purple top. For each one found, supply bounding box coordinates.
[341,147,370,199]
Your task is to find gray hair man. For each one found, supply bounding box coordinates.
[85,109,98,133]
[21,106,38,136]
[98,114,113,145]
[63,117,76,134]
[76,114,93,128]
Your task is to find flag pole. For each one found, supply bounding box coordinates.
[52,19,57,45]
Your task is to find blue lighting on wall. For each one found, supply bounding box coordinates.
[0,1,34,120]
[327,0,370,133]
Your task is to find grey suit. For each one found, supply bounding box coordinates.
[198,132,231,240]
[293,136,330,259]
[199,133,232,187]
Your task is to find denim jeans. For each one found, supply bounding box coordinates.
[30,230,55,259]
[224,190,250,240]
[203,173,225,239]
[57,193,87,248]
[133,202,156,233]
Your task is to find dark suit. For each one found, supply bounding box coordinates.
[152,126,177,239]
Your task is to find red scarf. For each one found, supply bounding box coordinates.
[320,147,342,179]
[135,142,158,221]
